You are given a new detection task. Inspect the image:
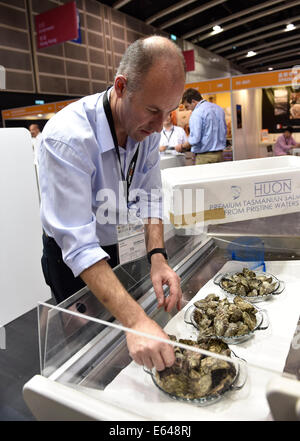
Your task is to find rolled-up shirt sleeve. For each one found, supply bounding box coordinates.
[40,137,109,277]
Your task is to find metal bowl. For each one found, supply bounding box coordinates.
[144,349,247,406]
[184,302,269,344]
[213,270,285,303]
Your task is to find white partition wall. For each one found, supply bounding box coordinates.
[231,88,263,160]
[0,128,50,340]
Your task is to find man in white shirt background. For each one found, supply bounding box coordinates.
[29,123,42,167]
[159,112,187,153]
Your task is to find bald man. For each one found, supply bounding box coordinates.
[39,36,186,371]
[29,123,42,166]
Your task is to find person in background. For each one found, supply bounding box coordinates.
[273,126,300,156]
[29,123,42,167]
[159,112,187,152]
[39,35,185,372]
[175,88,227,165]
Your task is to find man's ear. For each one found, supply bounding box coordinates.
[114,75,127,98]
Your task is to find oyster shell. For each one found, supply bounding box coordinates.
[192,294,257,338]
[220,267,278,298]
[154,337,236,400]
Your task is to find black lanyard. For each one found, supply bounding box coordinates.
[103,89,139,202]
[162,127,174,144]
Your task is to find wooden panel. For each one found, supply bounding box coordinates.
[91,81,107,94]
[90,65,106,81]
[64,43,88,62]
[67,78,90,95]
[0,0,161,95]
[113,39,125,55]
[39,75,67,94]
[6,71,34,92]
[87,31,104,49]
[86,14,102,33]
[0,48,31,70]
[111,8,124,26]
[30,0,55,14]
[85,0,101,15]
[0,1,34,93]
[89,49,105,65]
[65,60,89,78]
[0,3,27,28]
[126,29,141,43]
[36,43,64,57]
[112,24,125,40]
[0,26,30,50]
[37,55,65,75]
[0,0,25,8]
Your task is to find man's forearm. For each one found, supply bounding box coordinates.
[144,218,164,252]
[181,141,191,151]
[80,260,147,328]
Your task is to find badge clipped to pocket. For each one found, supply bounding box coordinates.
[117,211,147,265]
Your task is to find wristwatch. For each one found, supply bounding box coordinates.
[147,248,168,264]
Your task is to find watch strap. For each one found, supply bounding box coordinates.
[147,248,168,264]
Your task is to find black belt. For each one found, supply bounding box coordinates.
[195,150,223,155]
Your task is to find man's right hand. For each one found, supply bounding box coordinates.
[126,315,175,371]
[81,259,175,373]
[159,145,167,152]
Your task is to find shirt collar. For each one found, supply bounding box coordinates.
[194,99,206,111]
[95,87,138,154]
[95,88,116,153]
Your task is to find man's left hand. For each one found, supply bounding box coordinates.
[150,254,182,312]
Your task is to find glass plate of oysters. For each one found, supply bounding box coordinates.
[184,294,269,344]
[213,267,285,302]
[144,337,247,406]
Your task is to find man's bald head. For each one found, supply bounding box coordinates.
[29,123,40,138]
[116,35,186,94]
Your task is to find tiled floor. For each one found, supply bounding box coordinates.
[0,308,41,421]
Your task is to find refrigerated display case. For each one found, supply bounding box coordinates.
[23,213,300,421]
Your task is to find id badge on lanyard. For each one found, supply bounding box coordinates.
[103,90,146,265]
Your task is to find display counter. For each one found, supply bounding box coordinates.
[23,214,300,421]
[159,151,186,170]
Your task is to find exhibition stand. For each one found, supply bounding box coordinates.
[185,67,300,161]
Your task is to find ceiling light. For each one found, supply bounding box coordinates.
[285,23,296,32]
[246,51,257,57]
[268,67,273,71]
[211,25,223,35]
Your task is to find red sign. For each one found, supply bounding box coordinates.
[183,50,195,72]
[35,1,78,49]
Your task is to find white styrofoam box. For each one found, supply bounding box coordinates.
[0,128,50,327]
[161,156,300,228]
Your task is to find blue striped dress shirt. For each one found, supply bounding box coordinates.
[188,100,227,153]
[39,90,162,277]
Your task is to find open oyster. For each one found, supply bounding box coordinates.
[154,337,236,400]
[192,294,257,339]
[220,267,278,298]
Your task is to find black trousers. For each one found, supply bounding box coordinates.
[41,233,119,304]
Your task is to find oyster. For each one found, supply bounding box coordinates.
[154,337,236,400]
[220,267,278,298]
[192,294,258,338]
